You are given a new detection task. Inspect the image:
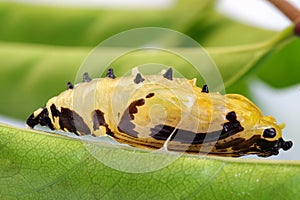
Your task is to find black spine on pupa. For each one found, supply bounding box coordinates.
[106,68,116,79]
[201,84,209,93]
[83,72,92,82]
[134,73,145,84]
[163,68,173,80]
[67,81,74,89]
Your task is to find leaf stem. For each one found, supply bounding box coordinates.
[268,0,300,35]
[268,0,300,22]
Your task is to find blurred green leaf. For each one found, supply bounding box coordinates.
[0,1,277,47]
[186,11,275,47]
[207,26,296,87]
[256,39,300,88]
[0,123,299,199]
[0,42,91,120]
[0,0,213,46]
[0,1,293,121]
[0,26,295,120]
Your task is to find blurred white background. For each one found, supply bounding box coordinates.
[1,0,299,160]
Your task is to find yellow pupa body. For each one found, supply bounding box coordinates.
[27,68,293,157]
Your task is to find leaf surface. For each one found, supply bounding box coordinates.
[0,123,299,200]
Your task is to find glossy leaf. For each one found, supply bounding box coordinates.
[0,123,299,199]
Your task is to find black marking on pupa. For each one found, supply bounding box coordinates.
[263,128,276,138]
[146,93,155,98]
[222,111,244,137]
[118,98,145,138]
[50,104,91,136]
[281,140,293,151]
[134,73,145,84]
[26,107,54,130]
[226,111,237,122]
[163,68,173,80]
[201,84,209,93]
[106,68,116,79]
[150,122,244,145]
[67,81,74,89]
[83,72,92,82]
[92,110,113,134]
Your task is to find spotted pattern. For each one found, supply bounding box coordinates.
[26,108,54,130]
[118,98,145,138]
[92,110,112,134]
[50,104,91,136]
[117,93,156,138]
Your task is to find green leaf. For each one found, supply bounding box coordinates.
[0,123,299,199]
[0,0,214,46]
[0,1,277,47]
[0,1,296,120]
[207,26,296,88]
[256,38,300,88]
[0,42,91,120]
[186,11,275,47]
[0,26,295,120]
